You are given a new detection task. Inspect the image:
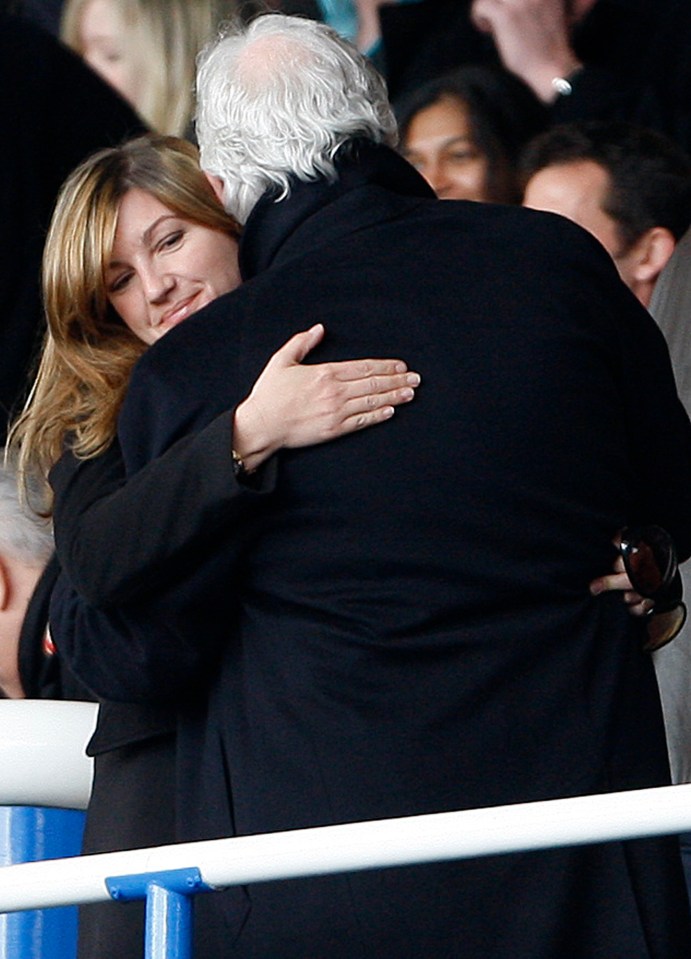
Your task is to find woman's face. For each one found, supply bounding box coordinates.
[78,0,140,110]
[106,188,241,345]
[401,96,489,202]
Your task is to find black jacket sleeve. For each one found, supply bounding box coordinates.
[49,570,224,703]
[50,411,277,608]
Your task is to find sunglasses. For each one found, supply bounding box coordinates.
[619,525,687,651]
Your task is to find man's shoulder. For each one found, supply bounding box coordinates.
[433,197,595,244]
[402,197,618,280]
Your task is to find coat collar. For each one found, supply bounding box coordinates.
[238,140,435,280]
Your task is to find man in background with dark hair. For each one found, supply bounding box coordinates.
[522,120,691,307]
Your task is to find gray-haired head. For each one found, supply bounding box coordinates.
[195,13,397,223]
[0,455,53,568]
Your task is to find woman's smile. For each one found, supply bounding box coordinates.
[106,188,241,345]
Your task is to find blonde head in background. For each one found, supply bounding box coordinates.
[61,0,240,136]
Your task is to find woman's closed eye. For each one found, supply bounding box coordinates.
[157,230,184,252]
[108,271,133,294]
[446,148,479,164]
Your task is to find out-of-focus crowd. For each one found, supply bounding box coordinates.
[3,3,691,958]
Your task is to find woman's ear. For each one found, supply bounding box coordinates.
[0,557,11,612]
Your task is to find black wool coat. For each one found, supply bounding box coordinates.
[52,143,691,958]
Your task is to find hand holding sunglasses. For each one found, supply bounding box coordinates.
[618,525,687,652]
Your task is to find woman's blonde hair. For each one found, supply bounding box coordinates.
[61,0,241,136]
[9,134,240,500]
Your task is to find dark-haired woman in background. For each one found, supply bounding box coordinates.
[396,65,548,203]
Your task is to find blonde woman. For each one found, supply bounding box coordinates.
[60,0,239,136]
[9,133,418,959]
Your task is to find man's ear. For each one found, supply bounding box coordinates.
[205,172,227,206]
[0,557,11,612]
[624,227,677,308]
[629,227,677,285]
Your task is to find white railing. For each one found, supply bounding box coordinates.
[0,700,97,810]
[0,700,99,959]
[0,782,691,914]
[1,701,691,957]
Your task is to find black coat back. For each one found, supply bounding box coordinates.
[69,145,691,957]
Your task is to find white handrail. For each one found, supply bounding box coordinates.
[0,701,98,810]
[0,783,690,914]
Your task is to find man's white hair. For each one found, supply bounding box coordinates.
[195,14,398,223]
[0,456,53,568]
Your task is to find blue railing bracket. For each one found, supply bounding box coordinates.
[106,866,213,902]
[106,867,215,959]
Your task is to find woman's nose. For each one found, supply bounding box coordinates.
[142,267,175,304]
[424,160,450,198]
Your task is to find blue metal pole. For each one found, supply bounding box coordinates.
[0,806,85,959]
[107,867,213,959]
[145,884,193,959]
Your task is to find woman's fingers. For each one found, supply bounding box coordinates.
[343,404,397,430]
[272,324,326,365]
[349,381,418,411]
[322,370,421,424]
[295,366,421,416]
[589,553,627,595]
[337,384,418,431]
[629,597,655,617]
[347,370,421,399]
[269,323,417,383]
[271,331,414,380]
[237,328,423,468]
[326,358,410,380]
[589,567,654,618]
[322,368,421,402]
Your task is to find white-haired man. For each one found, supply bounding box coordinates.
[0,457,58,698]
[0,456,93,700]
[52,15,691,958]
